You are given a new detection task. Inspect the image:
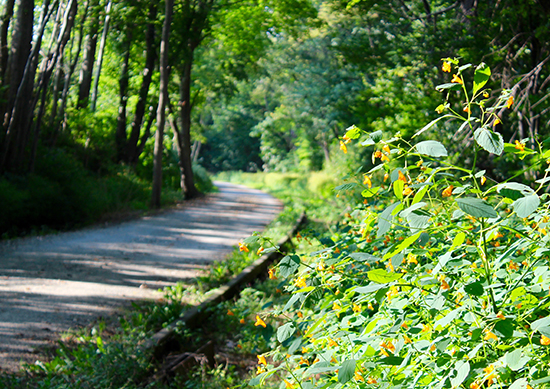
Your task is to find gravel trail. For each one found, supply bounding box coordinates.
[0,182,282,372]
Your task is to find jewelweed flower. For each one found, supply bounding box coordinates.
[317,261,325,271]
[238,242,249,252]
[483,91,489,98]
[227,309,235,316]
[268,267,277,280]
[284,379,294,388]
[406,253,418,264]
[332,302,342,311]
[481,176,487,185]
[257,247,264,256]
[354,372,365,382]
[470,382,480,389]
[240,318,245,324]
[339,141,348,154]
[515,140,525,151]
[508,261,519,271]
[328,338,338,347]
[484,330,498,341]
[257,355,267,365]
[493,118,501,126]
[383,144,391,153]
[442,61,451,72]
[363,175,372,188]
[255,315,267,328]
[541,335,550,345]
[352,303,361,313]
[380,340,395,353]
[402,186,413,196]
[442,185,454,197]
[483,364,498,385]
[451,74,463,84]
[295,277,307,288]
[507,95,514,108]
[398,170,408,183]
[496,312,505,320]
[367,377,378,384]
[463,105,471,114]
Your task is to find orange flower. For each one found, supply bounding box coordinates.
[363,175,372,188]
[258,355,267,365]
[402,186,413,196]
[507,95,514,109]
[227,309,235,316]
[403,335,412,344]
[451,74,463,84]
[268,267,277,280]
[508,261,519,271]
[383,145,391,153]
[354,371,365,382]
[439,275,450,290]
[442,61,451,73]
[406,253,418,264]
[328,338,338,347]
[257,247,265,256]
[240,318,245,324]
[284,379,294,388]
[496,312,505,320]
[541,335,550,345]
[380,340,396,353]
[470,382,480,389]
[484,330,498,341]
[515,140,525,151]
[332,302,342,311]
[367,377,378,384]
[255,315,267,328]
[340,141,348,154]
[238,242,249,252]
[463,106,471,114]
[442,185,454,197]
[398,170,408,183]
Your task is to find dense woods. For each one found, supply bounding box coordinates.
[0,0,548,235]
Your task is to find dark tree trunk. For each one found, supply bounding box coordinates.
[151,0,174,208]
[125,1,157,165]
[77,0,100,109]
[115,32,132,163]
[0,0,15,84]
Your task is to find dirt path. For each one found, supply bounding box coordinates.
[0,182,282,373]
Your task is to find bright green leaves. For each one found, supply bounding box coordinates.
[450,360,470,389]
[377,202,401,237]
[344,124,361,140]
[474,126,504,155]
[383,231,422,260]
[277,322,296,342]
[456,197,498,218]
[497,182,540,218]
[279,255,300,278]
[531,316,550,337]
[337,359,356,384]
[367,269,402,283]
[473,62,491,96]
[415,140,448,157]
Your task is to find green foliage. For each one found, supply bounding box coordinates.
[251,61,550,388]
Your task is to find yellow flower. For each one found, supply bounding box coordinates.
[332,302,342,311]
[354,371,365,382]
[328,338,338,347]
[451,74,463,84]
[352,303,361,313]
[317,261,325,271]
[496,312,505,320]
[257,247,264,256]
[442,185,454,197]
[483,91,489,98]
[295,277,307,288]
[406,253,418,265]
[367,302,374,310]
[484,330,498,341]
[483,364,498,385]
[470,382,480,389]
[380,340,395,353]
[330,355,338,363]
[340,141,348,154]
[515,140,525,151]
[442,61,451,73]
[268,267,277,280]
[480,176,487,185]
[383,145,391,153]
[367,377,378,384]
[398,170,408,183]
[438,275,450,290]
[386,286,399,300]
[508,261,519,271]
[493,118,501,127]
[507,95,514,109]
[402,186,413,196]
[284,379,294,388]
[363,175,372,188]
[541,335,550,345]
[238,242,249,252]
[403,334,412,344]
[257,355,267,365]
[255,315,267,328]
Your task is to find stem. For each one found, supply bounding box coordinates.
[480,219,498,313]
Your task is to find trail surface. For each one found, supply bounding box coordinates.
[0,182,282,373]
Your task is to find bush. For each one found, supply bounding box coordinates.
[252,60,550,389]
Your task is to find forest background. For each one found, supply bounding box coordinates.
[0,0,548,237]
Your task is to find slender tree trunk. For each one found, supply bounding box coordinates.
[77,0,100,109]
[151,0,174,208]
[0,0,16,84]
[176,59,200,199]
[115,31,132,162]
[90,0,112,112]
[126,1,157,165]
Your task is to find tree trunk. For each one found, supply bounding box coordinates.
[151,0,174,208]
[77,0,100,109]
[125,1,157,165]
[177,59,200,199]
[0,0,16,83]
[115,31,132,163]
[90,0,112,112]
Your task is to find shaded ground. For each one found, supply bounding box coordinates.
[0,182,282,373]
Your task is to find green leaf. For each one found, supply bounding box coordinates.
[243,235,260,244]
[474,127,504,155]
[450,360,470,389]
[435,83,462,92]
[406,210,431,231]
[451,232,466,250]
[393,180,404,200]
[513,194,540,218]
[473,62,491,96]
[494,319,514,339]
[348,253,380,263]
[413,114,455,138]
[279,255,300,278]
[415,140,448,157]
[383,231,422,260]
[377,202,401,238]
[505,349,529,371]
[361,187,380,198]
[305,313,328,337]
[531,316,550,337]
[509,378,529,389]
[456,198,498,218]
[276,322,296,343]
[367,269,402,284]
[354,284,387,294]
[344,125,361,140]
[338,359,356,384]
[335,182,358,191]
[412,185,429,205]
[464,281,484,296]
[379,357,404,365]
